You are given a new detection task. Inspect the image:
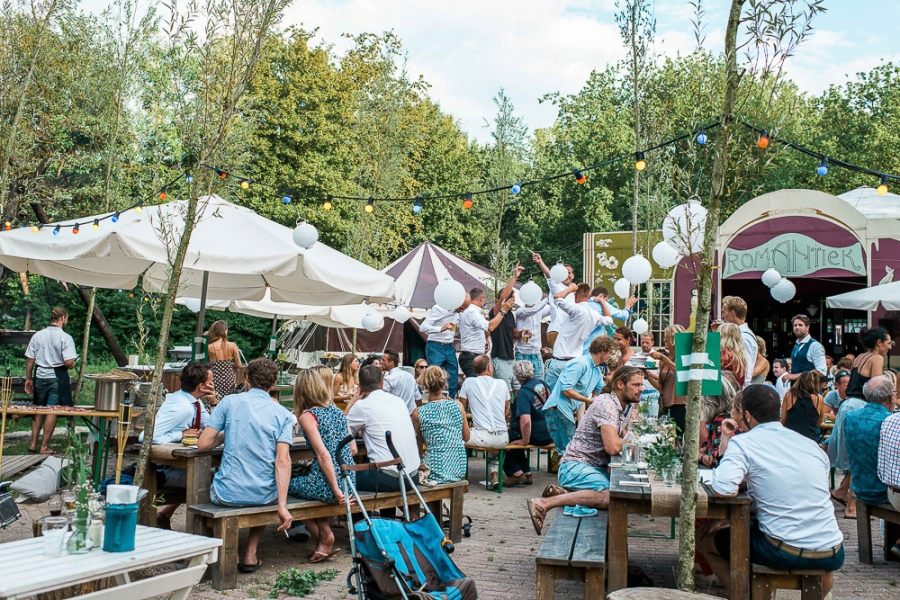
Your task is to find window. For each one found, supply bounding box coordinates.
[635,280,672,346]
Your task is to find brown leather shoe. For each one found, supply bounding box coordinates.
[524,473,533,485]
[503,474,525,488]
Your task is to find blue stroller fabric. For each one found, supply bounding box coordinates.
[354,515,477,600]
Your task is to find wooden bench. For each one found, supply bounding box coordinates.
[751,565,827,600]
[189,480,467,590]
[466,443,555,492]
[535,511,607,600]
[856,499,900,564]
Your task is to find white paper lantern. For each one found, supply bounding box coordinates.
[662,200,708,255]
[770,277,796,303]
[761,267,782,288]
[392,305,411,324]
[651,240,682,269]
[614,278,631,299]
[519,278,543,305]
[434,277,465,311]
[622,254,653,285]
[549,261,569,284]
[361,312,381,331]
[632,318,649,335]
[292,220,319,249]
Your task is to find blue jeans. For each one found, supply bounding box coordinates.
[426,341,459,398]
[714,520,845,572]
[544,409,576,455]
[516,352,544,380]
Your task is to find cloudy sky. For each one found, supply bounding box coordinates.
[283,0,899,142]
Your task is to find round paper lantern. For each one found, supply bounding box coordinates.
[519,278,543,305]
[662,200,708,255]
[622,255,652,285]
[632,318,649,335]
[434,277,465,311]
[550,261,569,284]
[292,220,318,249]
[361,312,381,331]
[614,278,631,299]
[761,267,782,288]
[393,305,411,324]
[770,277,796,303]
[651,240,682,268]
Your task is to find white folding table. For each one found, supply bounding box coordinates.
[0,526,221,600]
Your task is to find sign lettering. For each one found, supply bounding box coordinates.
[723,233,864,278]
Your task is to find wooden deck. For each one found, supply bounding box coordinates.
[0,454,48,480]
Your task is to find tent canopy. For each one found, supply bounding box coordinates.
[826,280,900,311]
[0,195,395,306]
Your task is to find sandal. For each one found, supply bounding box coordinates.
[527,499,546,536]
[238,560,263,573]
[542,484,565,498]
[307,549,340,564]
[830,492,847,507]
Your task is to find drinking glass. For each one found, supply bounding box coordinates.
[62,491,77,514]
[661,466,677,488]
[42,516,69,557]
[48,496,63,517]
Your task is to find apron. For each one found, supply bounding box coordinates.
[30,363,73,406]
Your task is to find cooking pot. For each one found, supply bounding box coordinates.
[86,375,134,412]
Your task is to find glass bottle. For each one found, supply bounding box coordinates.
[621,428,639,465]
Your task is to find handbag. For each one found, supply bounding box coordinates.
[291,460,313,478]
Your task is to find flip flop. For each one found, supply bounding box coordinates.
[542,484,565,498]
[527,499,546,536]
[238,560,263,573]
[38,449,56,455]
[564,505,598,518]
[830,492,847,506]
[307,549,340,564]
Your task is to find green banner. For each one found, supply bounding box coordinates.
[674,332,722,396]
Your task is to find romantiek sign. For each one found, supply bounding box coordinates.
[723,233,864,279]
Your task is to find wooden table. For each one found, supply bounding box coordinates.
[607,466,752,600]
[143,437,366,534]
[0,525,220,600]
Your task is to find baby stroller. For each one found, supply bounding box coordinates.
[337,433,478,600]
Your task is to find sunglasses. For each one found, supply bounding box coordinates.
[836,371,850,378]
[415,365,426,369]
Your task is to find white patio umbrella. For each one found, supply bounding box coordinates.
[826,280,900,311]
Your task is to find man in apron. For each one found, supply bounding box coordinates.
[24,307,77,454]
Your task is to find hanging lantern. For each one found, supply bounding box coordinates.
[622,255,652,285]
[361,312,381,331]
[662,200,708,255]
[632,318,649,335]
[292,220,319,249]
[614,278,631,300]
[434,277,465,311]
[549,261,569,284]
[761,268,782,288]
[393,305,412,324]
[651,240,682,268]
[770,277,796,303]
[519,278,543,305]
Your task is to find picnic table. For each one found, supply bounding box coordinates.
[607,465,752,600]
[142,436,367,534]
[0,525,220,600]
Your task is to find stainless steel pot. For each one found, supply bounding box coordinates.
[86,375,133,412]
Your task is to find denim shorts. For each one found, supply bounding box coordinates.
[558,460,611,492]
[714,520,845,572]
[34,378,62,407]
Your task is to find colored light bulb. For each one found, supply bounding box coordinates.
[696,130,708,145]
[283,195,291,204]
[185,174,193,183]
[112,211,119,222]
[72,224,79,234]
[53,225,60,235]
[573,169,586,184]
[323,195,332,210]
[817,158,828,177]
[463,192,473,209]
[4,221,10,230]
[135,201,143,213]
[413,198,422,213]
[634,151,646,171]
[757,133,769,149]
[159,190,167,200]
[365,198,374,213]
[878,175,889,195]
[241,180,249,189]
[512,183,521,195]
[32,225,40,233]
[92,219,99,230]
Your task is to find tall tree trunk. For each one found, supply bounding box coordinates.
[72,288,96,402]
[630,3,641,256]
[676,0,745,590]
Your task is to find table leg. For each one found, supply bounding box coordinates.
[584,567,604,600]
[449,484,464,543]
[857,501,872,564]
[535,564,555,600]
[607,497,629,593]
[730,503,751,600]
[186,455,212,536]
[140,462,158,527]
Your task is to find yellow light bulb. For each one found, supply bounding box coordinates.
[323,200,333,210]
[92,223,99,230]
[878,184,888,195]
[32,226,39,233]
[364,203,374,213]
[135,206,142,213]
[635,160,647,171]
[241,180,249,189]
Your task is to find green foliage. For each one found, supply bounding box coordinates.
[269,568,337,598]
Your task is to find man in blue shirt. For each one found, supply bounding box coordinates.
[199,358,294,572]
[542,336,617,453]
[582,286,636,354]
[845,376,895,507]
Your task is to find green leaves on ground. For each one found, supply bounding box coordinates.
[269,567,337,598]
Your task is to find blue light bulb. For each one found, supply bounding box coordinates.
[512,183,522,195]
[53,226,59,236]
[413,201,422,213]
[817,158,828,177]
[112,212,119,223]
[283,195,291,204]
[185,174,193,183]
[696,132,708,145]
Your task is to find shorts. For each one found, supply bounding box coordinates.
[713,520,844,572]
[492,358,519,391]
[558,460,610,492]
[34,378,64,407]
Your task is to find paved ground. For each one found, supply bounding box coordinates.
[2,458,899,599]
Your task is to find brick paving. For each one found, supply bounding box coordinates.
[2,459,899,599]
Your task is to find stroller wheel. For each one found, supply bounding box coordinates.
[462,515,473,538]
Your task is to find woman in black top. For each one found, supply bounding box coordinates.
[846,327,891,400]
[781,370,825,441]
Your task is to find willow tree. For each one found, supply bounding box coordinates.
[134,0,293,488]
[675,0,825,590]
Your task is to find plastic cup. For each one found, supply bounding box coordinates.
[662,466,677,488]
[42,517,69,557]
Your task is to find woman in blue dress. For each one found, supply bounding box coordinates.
[289,369,356,563]
[414,367,469,485]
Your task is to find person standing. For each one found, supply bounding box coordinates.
[488,264,525,392]
[206,320,243,404]
[420,294,470,398]
[515,297,551,380]
[543,285,613,390]
[24,307,77,455]
[381,349,422,413]
[719,296,758,389]
[647,324,688,431]
[458,287,513,378]
[781,314,826,383]
[531,252,575,350]
[780,371,826,442]
[582,287,636,353]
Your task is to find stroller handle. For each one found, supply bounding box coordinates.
[336,435,354,468]
[385,431,401,460]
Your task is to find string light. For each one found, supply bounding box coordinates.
[135,200,143,213]
[757,131,769,149]
[240,179,250,189]
[365,197,374,213]
[573,169,586,184]
[112,211,119,223]
[92,219,100,230]
[817,158,828,177]
[283,194,292,204]
[413,197,422,213]
[159,188,167,200]
[696,129,708,145]
[72,223,80,235]
[32,225,40,233]
[215,168,227,179]
[53,225,60,235]
[634,151,647,171]
[323,195,332,210]
[463,192,473,209]
[878,175,889,195]
[512,183,522,195]
[3,221,10,231]
[185,174,193,183]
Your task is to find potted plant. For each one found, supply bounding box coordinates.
[63,430,93,554]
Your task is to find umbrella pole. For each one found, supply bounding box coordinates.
[193,271,210,361]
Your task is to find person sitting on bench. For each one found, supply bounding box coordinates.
[878,381,900,560]
[501,360,553,488]
[198,358,294,573]
[459,354,511,490]
[699,384,844,592]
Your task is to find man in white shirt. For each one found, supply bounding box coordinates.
[516,297,551,379]
[381,349,422,413]
[531,251,575,350]
[458,288,513,379]
[138,362,214,528]
[719,296,758,389]
[701,384,844,592]
[459,354,511,489]
[782,314,827,382]
[544,284,613,390]
[24,307,77,454]
[420,295,470,398]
